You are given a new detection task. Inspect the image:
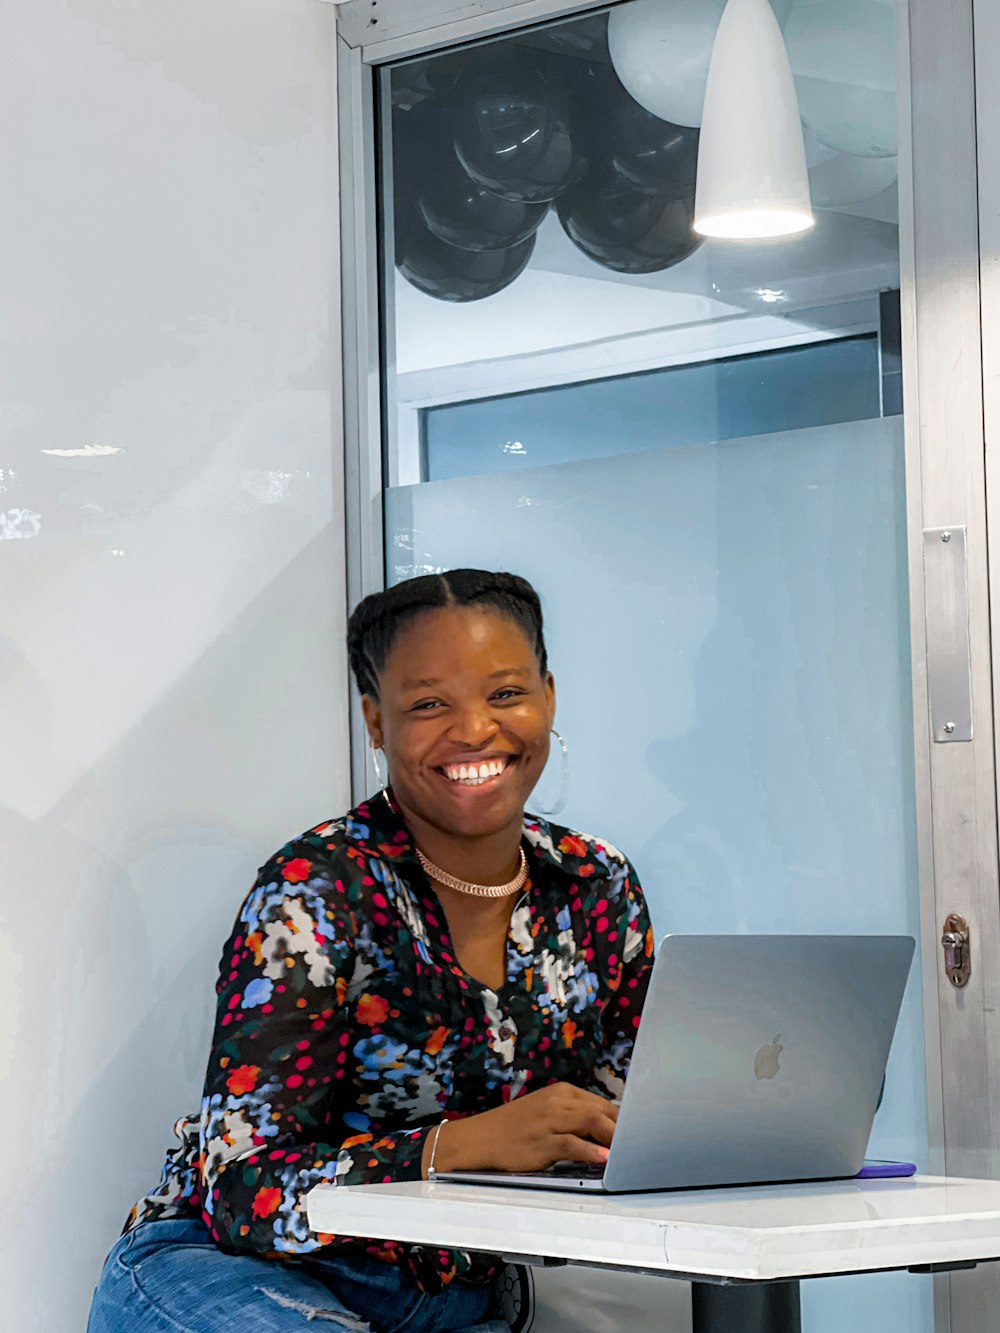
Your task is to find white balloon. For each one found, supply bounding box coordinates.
[608,0,793,129]
[808,150,897,207]
[785,0,897,157]
[801,123,839,169]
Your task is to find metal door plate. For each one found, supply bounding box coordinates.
[922,526,973,742]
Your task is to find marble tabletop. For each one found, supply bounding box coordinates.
[306,1175,1000,1281]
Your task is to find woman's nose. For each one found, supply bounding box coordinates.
[447,703,497,746]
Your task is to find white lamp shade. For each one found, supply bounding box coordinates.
[608,0,792,130]
[694,0,814,239]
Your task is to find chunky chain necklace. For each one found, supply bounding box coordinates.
[415,845,529,899]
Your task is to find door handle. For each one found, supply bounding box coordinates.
[941,913,971,987]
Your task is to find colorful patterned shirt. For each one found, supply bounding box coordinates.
[126,789,655,1293]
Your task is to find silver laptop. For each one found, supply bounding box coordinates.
[440,934,915,1193]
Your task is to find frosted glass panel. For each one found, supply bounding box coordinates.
[387,415,929,1333]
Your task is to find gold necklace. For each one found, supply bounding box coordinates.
[415,845,529,899]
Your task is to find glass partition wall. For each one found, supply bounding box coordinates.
[369,5,926,1331]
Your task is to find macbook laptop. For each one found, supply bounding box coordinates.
[439,933,915,1193]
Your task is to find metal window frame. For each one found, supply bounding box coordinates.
[335,0,619,57]
[335,11,998,1328]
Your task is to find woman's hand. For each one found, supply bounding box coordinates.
[422,1084,618,1177]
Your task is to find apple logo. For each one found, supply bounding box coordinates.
[754,1035,783,1080]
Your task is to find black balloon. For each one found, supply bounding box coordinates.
[608,99,699,199]
[451,51,581,204]
[393,101,548,252]
[557,169,703,274]
[396,205,536,301]
[572,64,700,199]
[389,53,464,110]
[417,147,549,252]
[392,100,449,192]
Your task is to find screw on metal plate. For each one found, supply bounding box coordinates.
[941,532,951,542]
[941,913,971,987]
[943,722,956,734]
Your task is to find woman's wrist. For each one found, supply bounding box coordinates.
[427,1120,447,1179]
[421,1120,448,1179]
[420,1114,486,1177]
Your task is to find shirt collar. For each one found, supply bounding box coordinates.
[344,787,617,881]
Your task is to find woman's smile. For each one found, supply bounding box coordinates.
[436,753,520,789]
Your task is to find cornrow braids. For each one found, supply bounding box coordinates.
[346,569,548,701]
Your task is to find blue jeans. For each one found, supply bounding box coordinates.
[87,1219,510,1333]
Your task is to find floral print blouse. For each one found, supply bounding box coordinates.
[126,789,655,1293]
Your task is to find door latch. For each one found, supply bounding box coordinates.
[941,913,971,987]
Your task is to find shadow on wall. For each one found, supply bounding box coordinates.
[0,526,345,1329]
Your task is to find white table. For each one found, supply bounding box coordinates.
[307,1175,1000,1333]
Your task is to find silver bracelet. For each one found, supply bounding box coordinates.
[427,1119,447,1182]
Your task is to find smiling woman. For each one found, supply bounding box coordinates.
[86,568,654,1333]
[353,573,555,870]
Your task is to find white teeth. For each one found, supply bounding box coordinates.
[443,757,509,785]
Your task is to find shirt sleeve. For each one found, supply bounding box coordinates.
[586,860,656,1102]
[199,850,435,1256]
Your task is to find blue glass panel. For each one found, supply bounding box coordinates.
[422,335,881,482]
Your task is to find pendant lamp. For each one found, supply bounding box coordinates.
[694,0,814,240]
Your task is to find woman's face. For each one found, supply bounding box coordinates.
[361,605,556,840]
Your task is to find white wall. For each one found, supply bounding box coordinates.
[0,2,346,1328]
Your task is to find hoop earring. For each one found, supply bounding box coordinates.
[370,739,386,789]
[534,728,569,819]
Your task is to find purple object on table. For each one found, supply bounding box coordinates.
[856,1159,918,1178]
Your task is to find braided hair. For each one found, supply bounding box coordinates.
[347,569,548,701]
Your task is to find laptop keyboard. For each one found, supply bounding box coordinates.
[532,1161,606,1180]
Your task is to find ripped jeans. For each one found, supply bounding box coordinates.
[86,1219,510,1333]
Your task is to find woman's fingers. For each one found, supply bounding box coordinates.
[585,1110,618,1148]
[550,1089,619,1147]
[554,1133,612,1166]
[461,1085,623,1173]
[576,1089,619,1121]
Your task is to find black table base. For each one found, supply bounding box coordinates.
[500,1255,804,1333]
[496,1253,990,1332]
[691,1279,801,1333]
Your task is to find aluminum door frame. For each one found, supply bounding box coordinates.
[335,6,997,1328]
[939,1,1000,1330]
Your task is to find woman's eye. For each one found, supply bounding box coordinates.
[409,690,525,710]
